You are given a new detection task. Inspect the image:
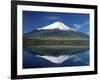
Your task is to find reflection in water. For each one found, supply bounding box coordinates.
[23,48,89,69]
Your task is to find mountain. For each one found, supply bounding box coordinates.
[24,22,89,39]
[23,21,89,64]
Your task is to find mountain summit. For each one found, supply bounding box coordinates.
[37,22,74,31]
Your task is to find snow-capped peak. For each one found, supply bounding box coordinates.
[37,22,74,31]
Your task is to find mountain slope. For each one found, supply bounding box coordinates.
[24,29,89,38]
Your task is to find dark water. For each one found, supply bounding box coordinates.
[23,49,89,69]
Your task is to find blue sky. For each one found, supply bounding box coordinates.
[23,11,90,34]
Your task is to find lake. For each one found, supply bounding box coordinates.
[23,49,89,69]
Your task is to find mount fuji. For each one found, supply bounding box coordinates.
[24,21,89,38]
[23,21,89,64]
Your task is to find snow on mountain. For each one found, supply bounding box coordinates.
[37,22,74,31]
[37,55,74,64]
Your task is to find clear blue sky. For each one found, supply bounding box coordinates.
[23,11,89,34]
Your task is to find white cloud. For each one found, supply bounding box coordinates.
[73,24,81,31]
[73,21,89,31]
[43,16,60,21]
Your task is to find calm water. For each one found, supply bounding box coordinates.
[23,49,89,69]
